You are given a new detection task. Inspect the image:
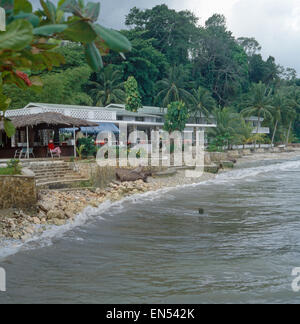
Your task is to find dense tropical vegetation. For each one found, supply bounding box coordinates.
[0,0,131,136]
[1,2,299,145]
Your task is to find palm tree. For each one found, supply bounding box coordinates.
[241,82,273,150]
[87,65,125,106]
[209,107,240,150]
[271,92,290,147]
[234,119,254,149]
[155,66,194,107]
[284,108,297,146]
[189,87,216,123]
[285,87,300,146]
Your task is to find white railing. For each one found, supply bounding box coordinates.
[232,144,273,149]
[5,105,116,122]
[252,127,270,134]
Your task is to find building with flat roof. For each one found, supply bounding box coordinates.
[244,116,270,134]
[0,103,216,159]
[4,102,216,131]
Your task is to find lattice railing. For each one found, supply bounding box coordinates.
[5,106,116,121]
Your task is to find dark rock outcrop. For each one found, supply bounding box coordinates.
[116,167,152,182]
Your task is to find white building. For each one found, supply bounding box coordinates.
[244,116,270,134]
[0,103,216,156]
[5,102,216,135]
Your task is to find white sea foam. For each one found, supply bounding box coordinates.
[0,158,299,259]
[213,159,300,184]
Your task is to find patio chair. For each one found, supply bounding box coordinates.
[14,148,22,159]
[47,148,61,159]
[14,143,25,158]
[19,148,35,159]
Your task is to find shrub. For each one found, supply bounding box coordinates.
[77,137,96,157]
[207,144,222,152]
[6,159,21,175]
[124,76,142,112]
[76,145,85,160]
[164,101,189,133]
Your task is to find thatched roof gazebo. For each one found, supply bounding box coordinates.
[0,112,98,129]
[0,112,98,158]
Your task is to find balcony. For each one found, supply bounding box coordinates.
[252,127,270,134]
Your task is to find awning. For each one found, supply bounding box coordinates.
[60,123,120,134]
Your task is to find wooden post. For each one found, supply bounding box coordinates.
[0,7,5,31]
[26,126,29,159]
[73,125,76,158]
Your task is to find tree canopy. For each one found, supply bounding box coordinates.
[1,2,300,143]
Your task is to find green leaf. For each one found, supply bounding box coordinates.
[40,0,56,23]
[1,70,28,89]
[94,38,110,56]
[31,42,58,50]
[93,24,132,53]
[13,13,40,27]
[60,0,83,17]
[0,0,14,12]
[78,0,84,9]
[40,0,50,19]
[4,119,16,138]
[42,51,65,68]
[46,0,57,23]
[0,19,33,51]
[56,9,64,23]
[13,0,32,14]
[33,24,67,36]
[85,42,103,72]
[85,2,100,22]
[63,20,97,43]
[0,93,11,112]
[57,0,66,8]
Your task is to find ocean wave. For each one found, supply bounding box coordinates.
[213,159,300,184]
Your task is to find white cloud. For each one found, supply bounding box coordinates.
[171,0,240,25]
[229,0,300,72]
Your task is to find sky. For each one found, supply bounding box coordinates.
[29,0,300,73]
[97,0,300,74]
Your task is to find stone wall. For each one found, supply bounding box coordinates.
[75,161,167,188]
[75,162,116,188]
[0,175,37,210]
[209,152,229,163]
[75,162,98,179]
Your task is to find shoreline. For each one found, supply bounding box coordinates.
[0,148,300,243]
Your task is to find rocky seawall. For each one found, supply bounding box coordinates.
[0,169,216,242]
[0,180,152,241]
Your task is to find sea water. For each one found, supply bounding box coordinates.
[0,156,300,303]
